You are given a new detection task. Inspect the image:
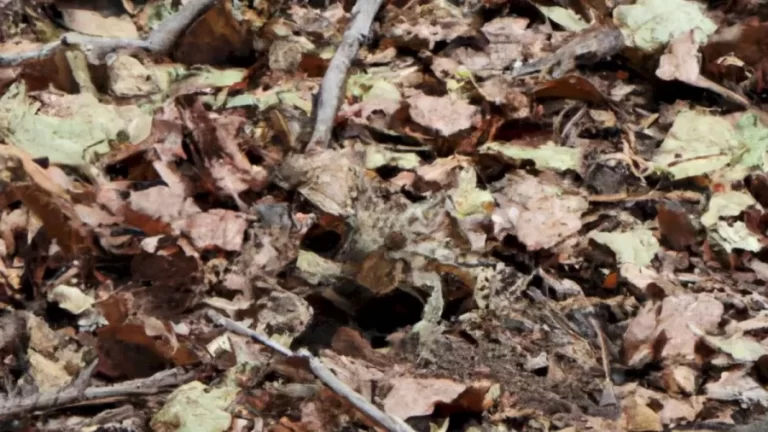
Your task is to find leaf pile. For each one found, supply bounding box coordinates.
[4,0,768,431]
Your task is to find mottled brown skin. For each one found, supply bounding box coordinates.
[513,26,625,79]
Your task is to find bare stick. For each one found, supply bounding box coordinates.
[0,367,195,418]
[306,0,384,151]
[206,309,416,432]
[0,0,218,66]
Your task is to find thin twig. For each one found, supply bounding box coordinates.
[0,367,195,418]
[206,309,416,432]
[67,359,99,398]
[306,0,385,151]
[588,190,703,203]
[0,0,218,66]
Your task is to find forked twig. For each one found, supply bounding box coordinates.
[0,0,218,66]
[307,0,385,151]
[206,309,416,432]
[0,367,195,418]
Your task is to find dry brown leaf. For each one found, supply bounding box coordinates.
[129,186,200,223]
[181,101,268,208]
[656,200,698,250]
[656,30,702,86]
[107,55,160,98]
[289,148,361,217]
[533,75,609,105]
[705,367,768,405]
[57,7,139,38]
[407,92,478,137]
[0,145,95,256]
[492,172,588,250]
[623,293,723,367]
[621,396,663,432]
[382,377,467,419]
[175,209,248,252]
[173,0,251,65]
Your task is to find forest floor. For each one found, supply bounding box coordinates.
[2,0,768,430]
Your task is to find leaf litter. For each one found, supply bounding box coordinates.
[5,0,768,431]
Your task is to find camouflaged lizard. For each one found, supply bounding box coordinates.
[511,26,625,79]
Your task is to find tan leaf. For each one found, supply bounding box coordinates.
[407,92,478,137]
[656,31,701,84]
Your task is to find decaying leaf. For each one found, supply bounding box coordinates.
[613,0,717,53]
[493,172,588,250]
[623,293,723,367]
[590,226,660,268]
[407,92,478,137]
[1,0,767,429]
[151,378,240,432]
[0,82,152,166]
[481,141,582,173]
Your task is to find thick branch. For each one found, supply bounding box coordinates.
[0,367,195,418]
[307,0,384,151]
[206,310,416,432]
[0,0,218,66]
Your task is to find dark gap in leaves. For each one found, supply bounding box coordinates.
[117,189,130,200]
[474,153,509,185]
[109,227,146,238]
[401,187,427,203]
[104,161,132,180]
[416,148,437,164]
[626,200,661,223]
[31,157,49,169]
[301,228,343,256]
[366,127,425,148]
[491,235,537,274]
[441,295,471,321]
[43,301,78,331]
[374,165,401,180]
[755,355,768,385]
[356,290,423,334]
[652,79,728,109]
[394,47,422,60]
[128,179,168,192]
[93,257,134,281]
[291,296,349,352]
[578,125,622,141]
[493,0,542,23]
[492,119,548,142]
[369,333,388,349]
[435,412,484,430]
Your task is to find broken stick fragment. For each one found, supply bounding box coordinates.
[307,0,385,152]
[0,0,218,66]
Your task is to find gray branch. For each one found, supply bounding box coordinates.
[0,0,218,66]
[307,0,385,151]
[206,309,416,432]
[0,367,195,418]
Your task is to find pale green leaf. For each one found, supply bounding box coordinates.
[365,147,421,170]
[711,221,763,253]
[652,110,742,179]
[613,0,717,52]
[0,82,152,166]
[150,381,239,432]
[481,141,581,172]
[701,191,758,228]
[589,227,660,267]
[449,167,495,218]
